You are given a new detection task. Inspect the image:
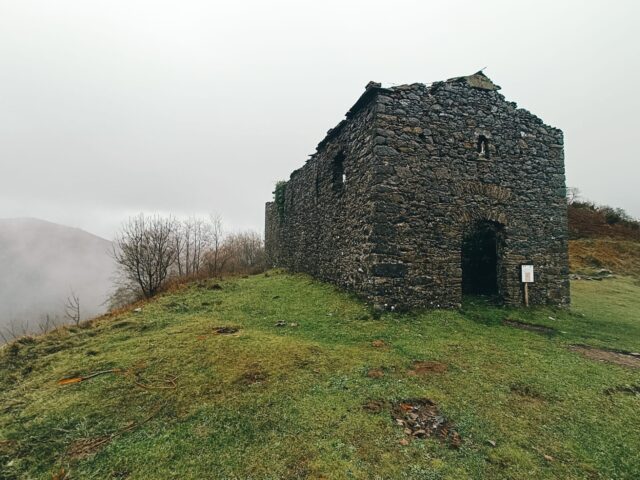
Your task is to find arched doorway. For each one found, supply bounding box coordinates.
[461,220,504,297]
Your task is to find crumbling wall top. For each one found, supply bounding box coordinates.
[315,71,502,153]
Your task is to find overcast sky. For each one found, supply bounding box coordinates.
[1,0,638,239]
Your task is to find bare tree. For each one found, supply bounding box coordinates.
[224,231,265,273]
[0,318,30,344]
[187,217,210,275]
[566,187,581,205]
[173,216,212,277]
[65,290,81,325]
[204,214,229,276]
[38,313,59,334]
[112,214,177,298]
[0,325,11,344]
[173,219,186,277]
[107,279,144,311]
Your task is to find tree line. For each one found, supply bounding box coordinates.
[0,214,264,343]
[109,214,264,308]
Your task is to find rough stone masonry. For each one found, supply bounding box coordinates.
[265,72,570,310]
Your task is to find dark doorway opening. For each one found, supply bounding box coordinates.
[461,220,503,297]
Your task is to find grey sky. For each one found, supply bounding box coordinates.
[1,0,638,239]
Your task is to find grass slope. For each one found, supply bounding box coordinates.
[1,273,640,479]
[570,239,640,278]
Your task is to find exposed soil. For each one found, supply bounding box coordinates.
[510,382,547,401]
[371,340,387,348]
[197,326,240,340]
[67,435,112,459]
[570,345,640,369]
[407,360,448,376]
[362,400,386,413]
[392,398,461,448]
[0,439,15,455]
[213,326,239,335]
[236,366,268,385]
[367,368,385,379]
[503,319,555,334]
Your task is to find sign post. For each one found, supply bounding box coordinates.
[521,265,534,307]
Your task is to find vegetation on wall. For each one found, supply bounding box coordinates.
[273,180,287,217]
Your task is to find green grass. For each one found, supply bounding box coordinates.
[1,272,639,479]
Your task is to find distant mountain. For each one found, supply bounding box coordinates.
[0,218,115,338]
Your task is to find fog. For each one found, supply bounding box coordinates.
[0,0,638,236]
[0,218,115,339]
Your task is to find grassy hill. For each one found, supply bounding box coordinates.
[1,271,639,479]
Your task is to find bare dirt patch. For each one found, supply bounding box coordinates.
[392,399,461,448]
[407,360,448,376]
[371,339,387,348]
[509,382,548,402]
[67,435,112,459]
[570,345,640,369]
[236,365,268,385]
[367,368,385,379]
[196,280,225,291]
[0,440,15,455]
[503,319,555,334]
[197,326,240,340]
[213,326,239,335]
[362,400,386,413]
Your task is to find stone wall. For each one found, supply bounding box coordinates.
[265,73,570,309]
[265,94,381,298]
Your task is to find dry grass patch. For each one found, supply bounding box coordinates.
[569,239,640,277]
[569,344,640,369]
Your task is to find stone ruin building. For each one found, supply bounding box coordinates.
[265,72,570,310]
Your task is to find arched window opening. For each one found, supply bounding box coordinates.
[332,152,346,190]
[477,135,489,157]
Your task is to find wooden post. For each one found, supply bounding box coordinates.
[521,264,533,307]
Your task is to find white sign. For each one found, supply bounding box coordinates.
[521,265,534,283]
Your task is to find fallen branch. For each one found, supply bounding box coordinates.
[57,369,122,386]
[66,402,165,460]
[133,374,178,390]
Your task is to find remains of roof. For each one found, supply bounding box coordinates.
[446,71,501,91]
